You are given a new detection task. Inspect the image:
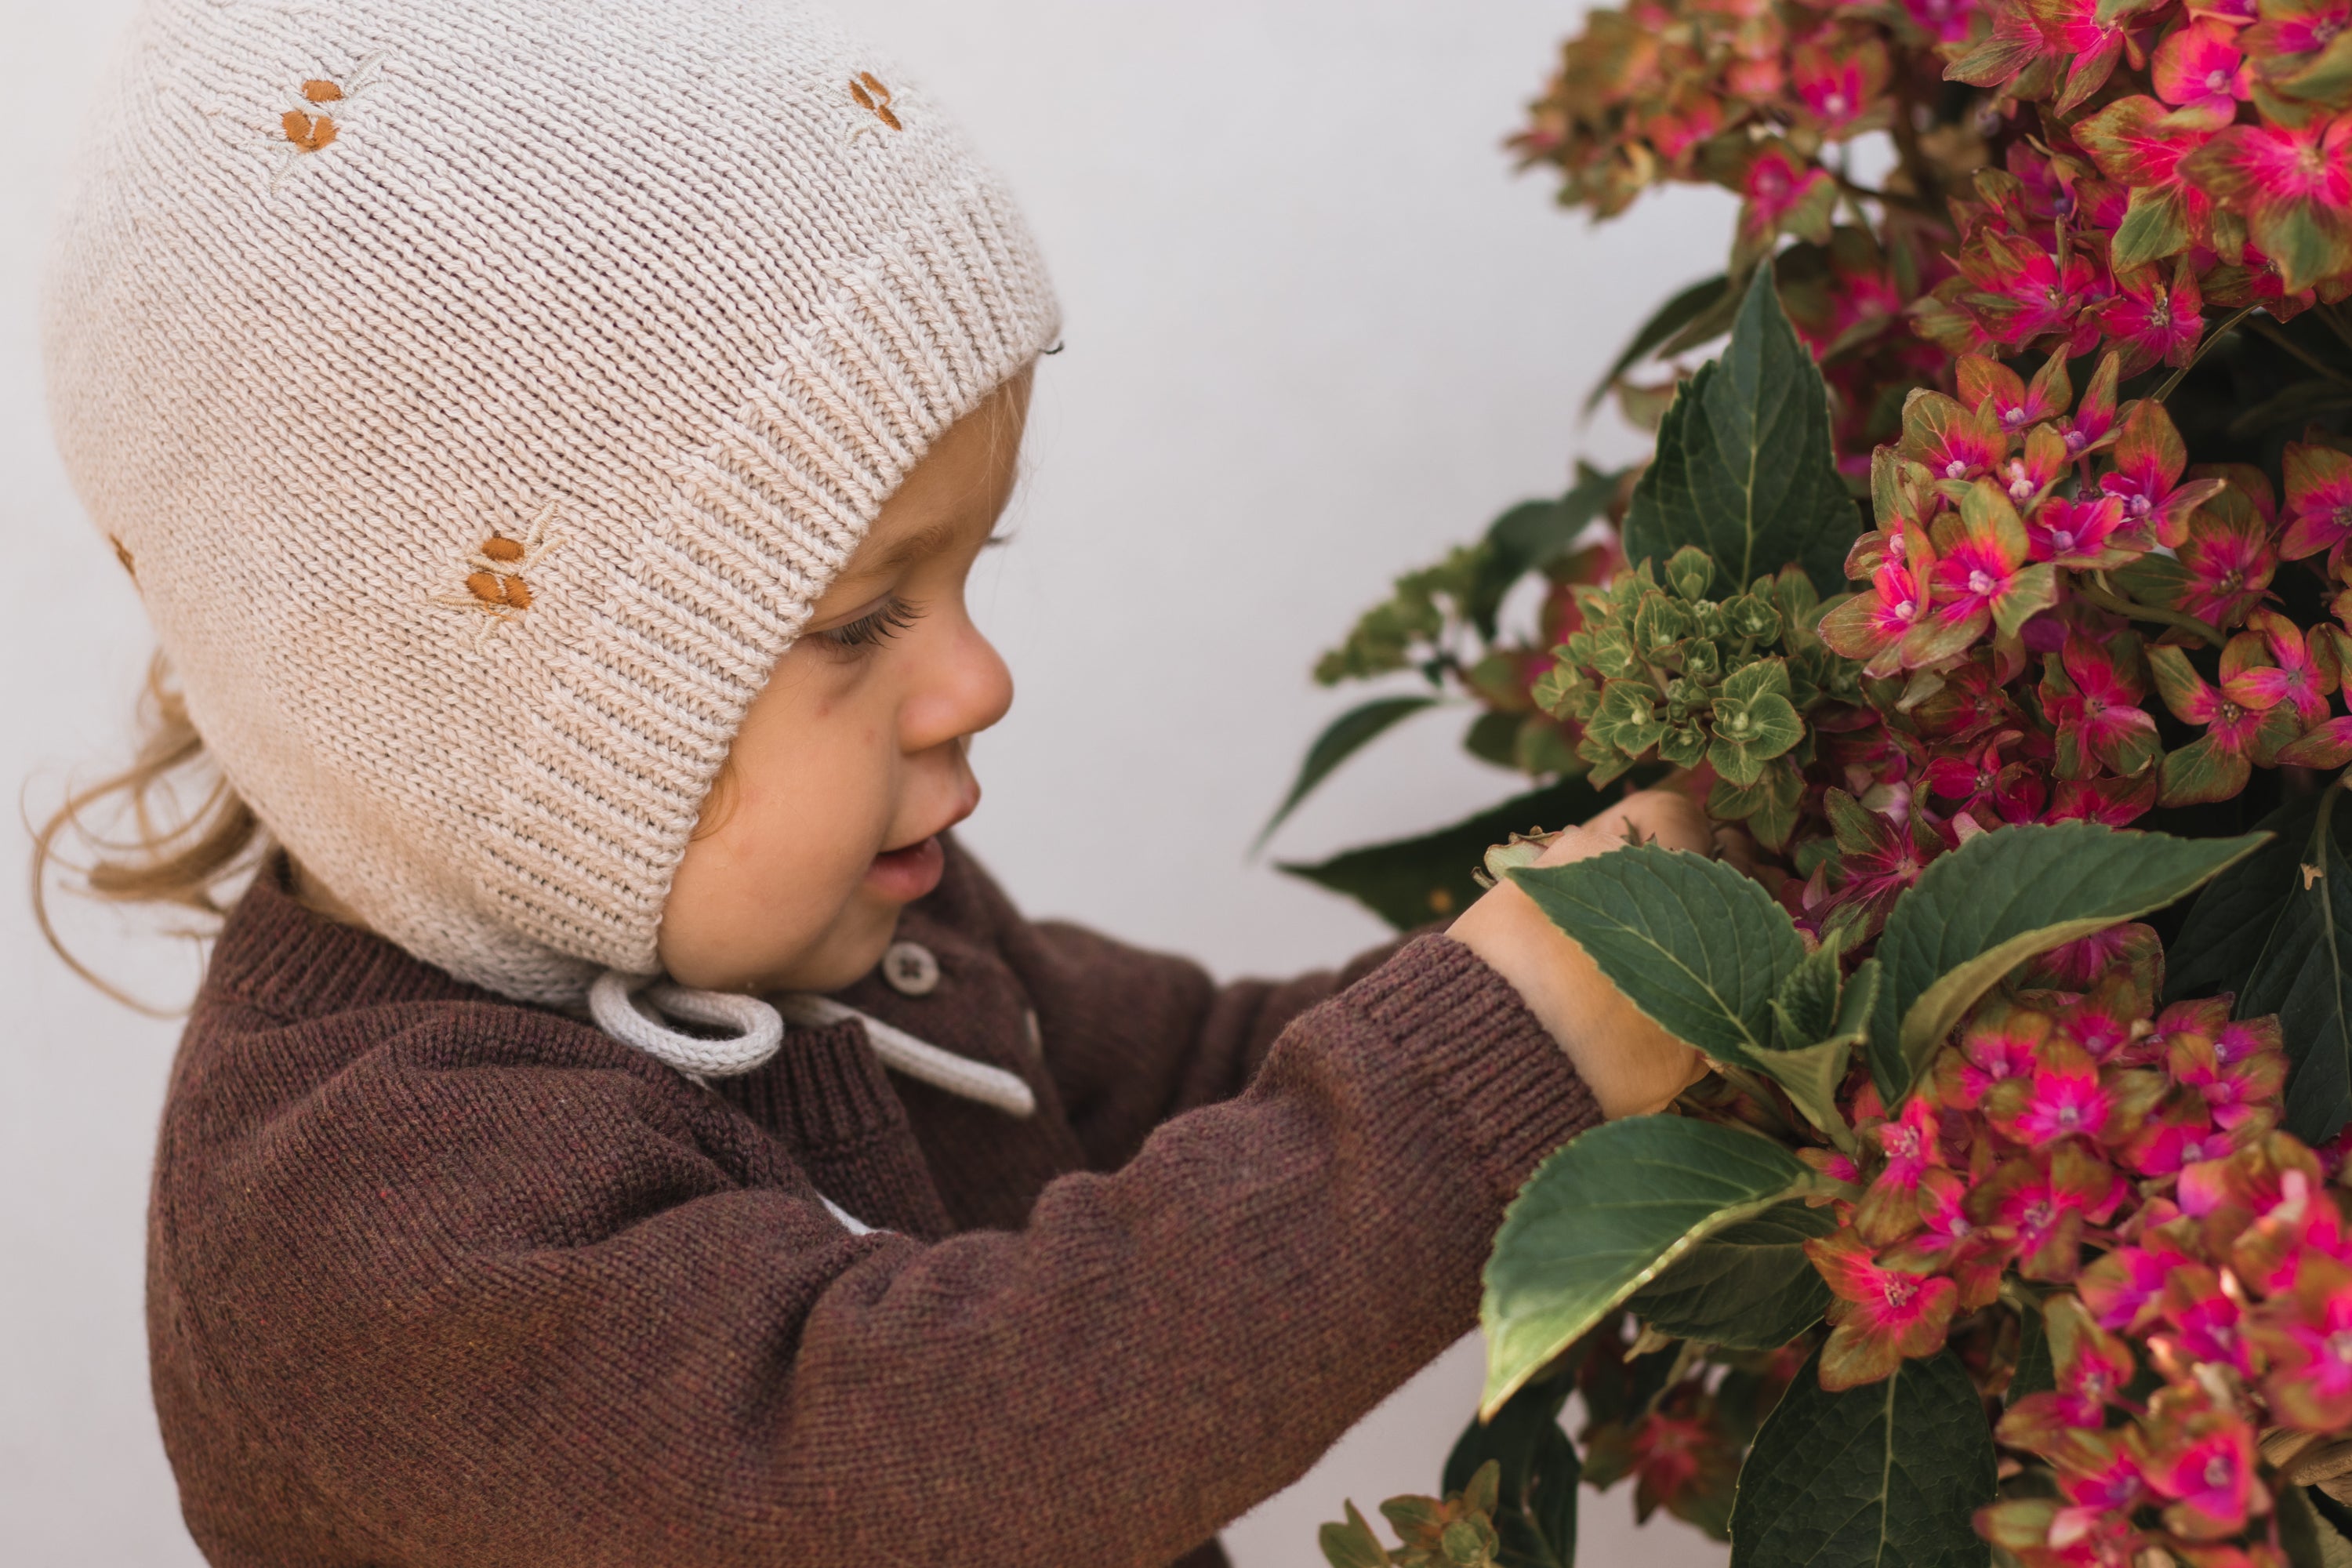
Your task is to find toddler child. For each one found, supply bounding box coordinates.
[37,2,1706,1563]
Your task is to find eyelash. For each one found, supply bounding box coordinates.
[819,596,924,652]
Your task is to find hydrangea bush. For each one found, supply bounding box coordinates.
[1276,0,2352,1562]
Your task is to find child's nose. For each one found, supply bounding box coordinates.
[906,620,1013,752]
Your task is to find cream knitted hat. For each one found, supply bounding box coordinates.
[42,0,1061,1007]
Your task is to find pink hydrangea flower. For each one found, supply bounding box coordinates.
[2252,1254,2352,1429]
[1806,1229,1963,1389]
[2080,1232,2198,1331]
[2130,1389,2256,1540]
[1988,1042,2115,1149]
[2153,20,2252,118]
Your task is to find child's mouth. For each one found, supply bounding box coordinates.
[866,835,946,902]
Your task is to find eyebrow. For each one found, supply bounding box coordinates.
[872,519,965,574]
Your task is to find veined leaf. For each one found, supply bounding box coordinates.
[1622,263,1860,599]
[1482,1116,1817,1415]
[1770,939,1846,1047]
[1258,695,1444,850]
[1584,273,1733,413]
[1751,956,1877,1149]
[1282,776,1611,931]
[1867,823,2267,1104]
[2288,1486,2352,1568]
[1469,464,1627,638]
[1728,1345,1995,1568]
[2010,1306,2055,1402]
[2277,1486,2352,1568]
[2177,785,2352,1144]
[1511,844,1806,1068]
[1628,1201,1835,1350]
[2166,791,2326,1002]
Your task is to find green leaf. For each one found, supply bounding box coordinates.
[1834,955,1879,1042]
[1622,263,1861,599]
[1590,681,1667,757]
[2303,1489,2352,1568]
[2278,1483,2352,1568]
[1465,709,1523,769]
[1259,695,1444,850]
[2167,786,2352,1141]
[1866,823,2268,1104]
[2109,183,2193,271]
[1728,1345,1996,1568]
[1482,1116,1817,1414]
[1708,692,1802,786]
[1666,546,1716,602]
[1584,274,1733,413]
[1445,1378,1580,1568]
[1628,1200,1835,1349]
[1756,950,1872,1145]
[2010,1305,2054,1402]
[2165,792,2324,1002]
[1510,844,1806,1067]
[1282,777,1610,931]
[1321,1502,1395,1568]
[1771,941,1844,1046]
[2222,786,2352,1143]
[1469,466,1628,639]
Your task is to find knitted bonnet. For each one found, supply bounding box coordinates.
[41,0,1062,1010]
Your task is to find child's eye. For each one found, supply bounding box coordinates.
[818,596,923,653]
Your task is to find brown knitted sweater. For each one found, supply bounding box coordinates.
[148,843,1600,1567]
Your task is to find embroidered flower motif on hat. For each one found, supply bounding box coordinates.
[434,501,563,641]
[253,53,385,191]
[849,71,902,130]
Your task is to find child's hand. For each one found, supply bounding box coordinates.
[1447,789,1712,1119]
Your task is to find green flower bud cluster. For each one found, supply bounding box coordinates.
[1534,546,1859,847]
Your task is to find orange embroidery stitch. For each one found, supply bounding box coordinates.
[302,79,345,104]
[849,71,902,131]
[435,502,562,639]
[281,110,339,153]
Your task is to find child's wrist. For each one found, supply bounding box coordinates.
[1449,876,1656,1117]
[1447,794,1711,1118]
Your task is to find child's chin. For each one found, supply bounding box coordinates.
[862,834,945,903]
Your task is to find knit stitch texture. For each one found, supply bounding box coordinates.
[41,0,1061,1002]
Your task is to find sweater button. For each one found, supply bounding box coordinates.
[880,940,940,996]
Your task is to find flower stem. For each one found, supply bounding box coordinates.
[2246,313,2352,390]
[2316,772,2344,869]
[1833,172,1936,214]
[2319,302,2352,358]
[2153,305,2260,402]
[2078,572,2227,649]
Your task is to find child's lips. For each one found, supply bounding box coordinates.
[866,835,946,902]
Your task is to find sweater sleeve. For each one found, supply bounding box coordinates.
[155,941,1599,1568]
[904,838,1418,1173]
[1007,914,1408,1172]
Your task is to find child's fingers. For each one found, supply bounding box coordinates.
[1549,789,1711,862]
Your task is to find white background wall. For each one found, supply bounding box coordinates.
[0,1,1735,1562]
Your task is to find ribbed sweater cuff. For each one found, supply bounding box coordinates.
[1352,935,1601,1210]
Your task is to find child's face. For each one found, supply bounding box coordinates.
[656,372,1030,995]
